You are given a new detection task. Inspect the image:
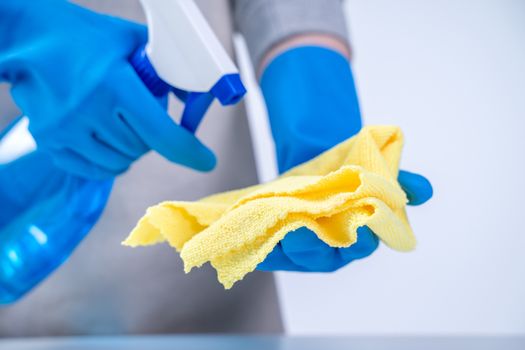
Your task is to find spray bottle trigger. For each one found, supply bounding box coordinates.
[177,74,246,133]
[179,92,214,133]
[130,45,246,134]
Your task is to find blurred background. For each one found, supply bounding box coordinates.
[238,0,525,335]
[0,0,523,339]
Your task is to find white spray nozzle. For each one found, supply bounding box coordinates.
[141,0,238,92]
[133,0,246,132]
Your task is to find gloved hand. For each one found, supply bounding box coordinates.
[258,46,433,272]
[0,0,216,179]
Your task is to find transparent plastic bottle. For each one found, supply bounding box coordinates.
[0,119,112,303]
[0,26,245,303]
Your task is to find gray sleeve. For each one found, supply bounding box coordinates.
[233,0,349,69]
[0,84,19,130]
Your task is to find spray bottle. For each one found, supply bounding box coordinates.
[0,0,245,304]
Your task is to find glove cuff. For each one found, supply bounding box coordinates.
[234,0,350,71]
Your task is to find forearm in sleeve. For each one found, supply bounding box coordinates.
[233,0,350,71]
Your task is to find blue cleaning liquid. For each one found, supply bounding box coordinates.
[0,43,244,304]
[0,48,163,304]
[0,150,112,303]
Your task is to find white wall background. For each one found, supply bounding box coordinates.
[237,0,525,335]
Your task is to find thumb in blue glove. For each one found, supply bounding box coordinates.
[258,170,432,272]
[257,45,433,272]
[0,0,216,179]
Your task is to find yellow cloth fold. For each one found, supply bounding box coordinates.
[123,126,415,288]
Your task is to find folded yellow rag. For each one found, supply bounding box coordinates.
[123,126,415,288]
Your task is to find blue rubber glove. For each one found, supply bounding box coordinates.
[0,0,216,179]
[258,47,433,272]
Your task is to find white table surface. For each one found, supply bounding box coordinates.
[1,336,524,350]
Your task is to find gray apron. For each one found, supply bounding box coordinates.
[0,0,282,336]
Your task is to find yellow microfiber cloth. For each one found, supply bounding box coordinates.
[123,125,415,288]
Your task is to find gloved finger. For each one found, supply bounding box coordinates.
[257,243,309,272]
[398,170,433,206]
[51,148,122,180]
[114,65,216,172]
[280,227,345,272]
[94,112,149,159]
[67,133,133,174]
[338,226,379,263]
